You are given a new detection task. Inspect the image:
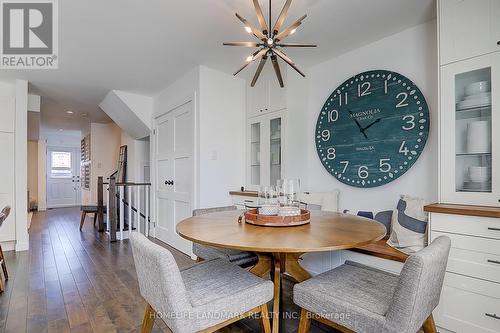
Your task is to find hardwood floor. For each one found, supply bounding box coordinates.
[0,208,336,333]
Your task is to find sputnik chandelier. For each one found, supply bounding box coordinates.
[223,0,316,87]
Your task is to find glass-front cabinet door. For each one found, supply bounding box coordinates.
[440,53,500,206]
[247,111,285,188]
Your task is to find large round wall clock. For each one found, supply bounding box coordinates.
[315,70,430,188]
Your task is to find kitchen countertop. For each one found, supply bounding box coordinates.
[229,191,258,197]
[424,203,500,218]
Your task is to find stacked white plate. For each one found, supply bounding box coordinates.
[457,81,491,109]
[462,181,492,192]
[467,121,491,153]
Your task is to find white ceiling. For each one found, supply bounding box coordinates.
[0,0,436,132]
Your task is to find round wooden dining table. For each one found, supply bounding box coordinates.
[177,210,386,333]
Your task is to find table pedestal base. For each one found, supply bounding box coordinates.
[250,253,311,333]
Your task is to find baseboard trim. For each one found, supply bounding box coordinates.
[15,241,29,252]
[0,241,16,251]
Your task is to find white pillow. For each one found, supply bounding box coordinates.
[299,191,339,212]
[387,195,428,254]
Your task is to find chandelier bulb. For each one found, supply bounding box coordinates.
[244,26,252,33]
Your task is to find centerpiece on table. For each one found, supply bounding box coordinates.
[244,179,310,227]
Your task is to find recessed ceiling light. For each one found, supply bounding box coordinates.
[58,129,63,131]
[81,113,88,117]
[65,110,74,114]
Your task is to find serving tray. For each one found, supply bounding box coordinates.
[244,208,310,227]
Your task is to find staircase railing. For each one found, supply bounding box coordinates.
[98,175,152,242]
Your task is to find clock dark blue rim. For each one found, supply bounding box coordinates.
[314,70,430,188]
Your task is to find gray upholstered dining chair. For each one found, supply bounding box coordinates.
[192,206,258,267]
[294,236,451,333]
[130,232,273,333]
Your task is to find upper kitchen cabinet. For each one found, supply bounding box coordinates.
[439,0,500,66]
[247,68,287,118]
[440,52,500,206]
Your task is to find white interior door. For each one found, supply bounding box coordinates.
[47,147,81,208]
[154,101,194,255]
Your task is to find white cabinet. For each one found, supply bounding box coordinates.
[247,69,286,118]
[247,110,286,188]
[439,0,500,65]
[440,53,500,206]
[429,212,500,333]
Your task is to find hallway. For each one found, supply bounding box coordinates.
[0,208,333,333]
[0,207,190,333]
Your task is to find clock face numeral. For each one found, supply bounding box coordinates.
[379,159,391,173]
[358,82,371,97]
[321,130,330,141]
[340,161,349,173]
[396,92,409,108]
[402,115,416,130]
[358,166,369,179]
[315,70,430,188]
[399,141,409,156]
[339,92,348,106]
[328,110,338,122]
[327,147,336,160]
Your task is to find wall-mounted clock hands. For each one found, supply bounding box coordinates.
[347,109,368,139]
[361,118,382,136]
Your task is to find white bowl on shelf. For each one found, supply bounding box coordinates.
[465,81,490,96]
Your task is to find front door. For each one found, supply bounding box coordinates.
[47,147,81,208]
[154,101,193,255]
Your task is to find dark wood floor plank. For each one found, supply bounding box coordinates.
[0,207,336,333]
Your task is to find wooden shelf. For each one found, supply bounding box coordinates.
[424,203,500,218]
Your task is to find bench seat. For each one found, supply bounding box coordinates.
[352,239,409,263]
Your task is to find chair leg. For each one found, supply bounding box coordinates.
[422,314,437,333]
[297,308,311,333]
[0,271,4,293]
[79,211,86,231]
[259,304,271,333]
[196,257,204,263]
[0,245,7,280]
[93,213,97,227]
[141,303,156,333]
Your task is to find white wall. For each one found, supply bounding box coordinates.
[99,91,151,139]
[288,21,438,213]
[37,140,47,211]
[121,131,150,182]
[285,21,438,274]
[153,65,246,209]
[44,130,81,148]
[114,91,153,130]
[83,122,122,205]
[0,79,29,251]
[198,66,246,208]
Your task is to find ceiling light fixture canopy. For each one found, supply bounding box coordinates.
[223,0,317,88]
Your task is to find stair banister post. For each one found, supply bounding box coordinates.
[97,176,104,232]
[109,176,117,242]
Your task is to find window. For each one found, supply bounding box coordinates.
[51,152,72,178]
